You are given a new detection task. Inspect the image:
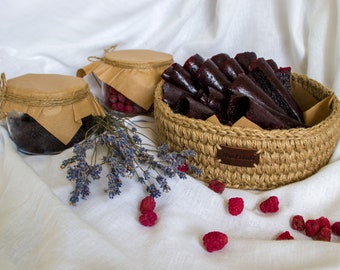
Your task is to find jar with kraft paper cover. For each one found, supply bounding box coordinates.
[77,48,173,116]
[0,73,105,154]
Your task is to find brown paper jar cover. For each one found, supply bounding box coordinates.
[77,49,173,111]
[0,73,105,144]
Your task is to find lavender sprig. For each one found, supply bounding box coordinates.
[61,112,201,205]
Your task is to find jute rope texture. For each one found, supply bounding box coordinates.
[88,44,173,69]
[0,72,90,112]
[0,73,7,118]
[153,73,340,190]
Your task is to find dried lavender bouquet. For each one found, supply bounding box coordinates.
[61,112,201,205]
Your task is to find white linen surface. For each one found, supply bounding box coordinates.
[1,0,340,269]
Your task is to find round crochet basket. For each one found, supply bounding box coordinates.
[153,73,340,190]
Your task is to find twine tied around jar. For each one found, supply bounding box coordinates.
[0,73,7,119]
[87,45,171,69]
[87,44,118,62]
[4,89,89,107]
[1,74,90,108]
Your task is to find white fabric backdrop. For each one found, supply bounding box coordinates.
[1,0,340,269]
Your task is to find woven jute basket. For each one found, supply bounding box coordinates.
[154,73,340,190]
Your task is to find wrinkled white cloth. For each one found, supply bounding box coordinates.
[1,0,340,269]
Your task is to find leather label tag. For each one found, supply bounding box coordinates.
[216,146,260,167]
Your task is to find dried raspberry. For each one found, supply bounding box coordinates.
[124,104,134,114]
[111,102,119,110]
[317,216,331,230]
[291,215,305,231]
[202,231,228,252]
[117,93,126,103]
[177,163,188,173]
[276,231,294,240]
[331,222,340,236]
[108,87,116,94]
[259,196,279,213]
[208,180,225,194]
[109,95,118,104]
[305,219,320,237]
[228,197,244,216]
[316,227,331,241]
[116,102,126,112]
[139,196,156,213]
[139,211,158,226]
[125,98,133,105]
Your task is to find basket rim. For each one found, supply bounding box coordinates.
[154,72,340,141]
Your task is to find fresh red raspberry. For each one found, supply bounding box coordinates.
[317,216,331,229]
[291,215,305,231]
[276,231,294,240]
[259,196,279,213]
[316,227,331,241]
[228,197,244,216]
[202,231,228,252]
[208,179,225,194]
[177,163,188,173]
[139,196,156,213]
[139,211,158,226]
[305,219,320,237]
[331,222,340,236]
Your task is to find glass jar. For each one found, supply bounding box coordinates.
[6,112,94,155]
[0,73,105,155]
[77,49,173,117]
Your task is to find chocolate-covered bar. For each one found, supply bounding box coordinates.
[228,73,287,116]
[249,58,303,122]
[227,93,304,129]
[175,95,215,120]
[162,81,194,107]
[183,53,205,76]
[195,59,231,94]
[161,63,199,94]
[234,51,257,73]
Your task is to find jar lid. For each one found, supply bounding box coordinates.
[77,49,173,110]
[0,73,105,144]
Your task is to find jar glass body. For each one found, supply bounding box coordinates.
[6,111,93,155]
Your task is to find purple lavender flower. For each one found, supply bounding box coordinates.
[61,112,201,205]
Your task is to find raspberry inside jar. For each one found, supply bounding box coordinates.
[102,83,148,116]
